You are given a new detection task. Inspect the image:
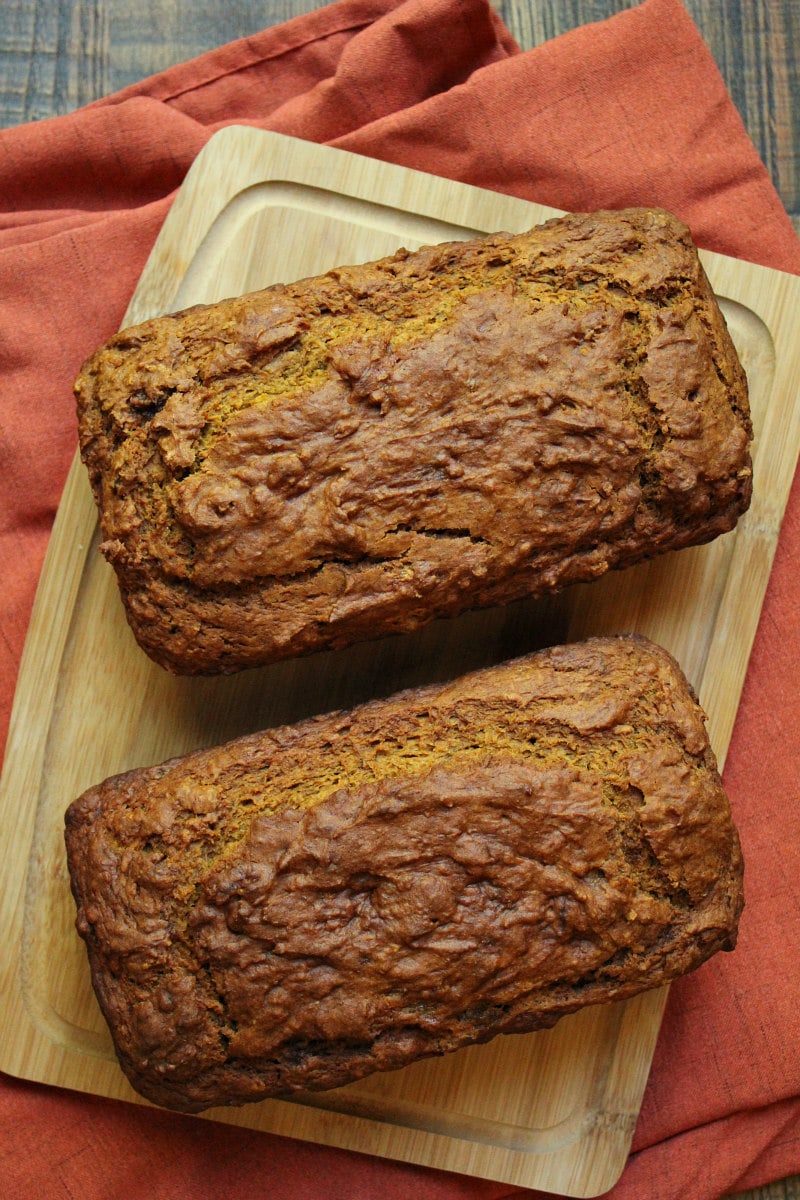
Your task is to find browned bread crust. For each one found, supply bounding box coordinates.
[64,635,743,1113]
[74,207,752,675]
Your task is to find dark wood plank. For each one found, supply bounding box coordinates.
[735,1182,800,1200]
[106,0,326,88]
[0,0,110,125]
[683,0,800,234]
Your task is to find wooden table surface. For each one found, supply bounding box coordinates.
[0,3,798,1199]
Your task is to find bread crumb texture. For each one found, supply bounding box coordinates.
[65,636,743,1112]
[75,208,752,673]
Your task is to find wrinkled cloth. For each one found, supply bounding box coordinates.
[1,1,799,1197]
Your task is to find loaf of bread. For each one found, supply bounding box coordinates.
[65,635,743,1113]
[75,208,752,675]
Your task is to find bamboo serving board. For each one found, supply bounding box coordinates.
[2,128,800,1197]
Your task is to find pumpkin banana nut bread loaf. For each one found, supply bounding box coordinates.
[75,207,752,675]
[65,635,743,1114]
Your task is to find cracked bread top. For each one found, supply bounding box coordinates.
[75,208,752,673]
[65,636,743,1113]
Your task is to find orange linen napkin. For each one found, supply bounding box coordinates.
[2,1,799,1197]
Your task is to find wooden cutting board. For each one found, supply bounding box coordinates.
[2,128,799,1197]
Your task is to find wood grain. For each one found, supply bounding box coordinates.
[0,0,109,125]
[1,3,799,1198]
